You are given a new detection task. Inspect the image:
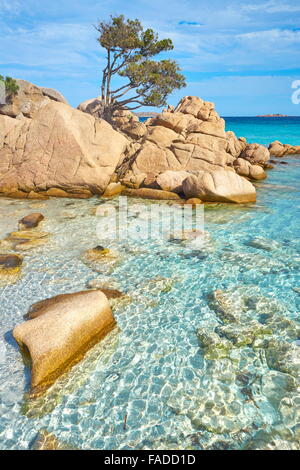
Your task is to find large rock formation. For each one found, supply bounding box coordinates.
[0,79,68,119]
[269,140,300,157]
[0,100,129,197]
[13,290,116,394]
[0,84,272,203]
[116,96,268,195]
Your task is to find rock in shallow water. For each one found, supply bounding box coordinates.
[265,339,300,378]
[0,254,23,269]
[197,329,233,360]
[182,170,256,203]
[31,429,77,450]
[122,187,182,200]
[13,290,116,395]
[18,212,44,229]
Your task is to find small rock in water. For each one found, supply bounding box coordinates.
[14,290,116,394]
[235,372,250,386]
[197,328,233,360]
[207,289,241,324]
[185,198,203,207]
[265,339,300,378]
[18,213,44,229]
[7,231,49,240]
[245,237,280,252]
[31,429,77,450]
[0,254,23,269]
[292,287,300,295]
[86,277,120,290]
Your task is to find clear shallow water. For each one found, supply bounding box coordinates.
[0,125,299,450]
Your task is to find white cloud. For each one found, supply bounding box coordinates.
[0,0,20,14]
[242,1,300,14]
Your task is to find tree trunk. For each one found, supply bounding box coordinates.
[99,104,114,124]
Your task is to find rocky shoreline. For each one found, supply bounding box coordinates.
[1,80,300,406]
[1,80,298,204]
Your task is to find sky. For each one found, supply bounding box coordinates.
[1,0,300,115]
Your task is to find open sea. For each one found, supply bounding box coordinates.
[0,117,299,450]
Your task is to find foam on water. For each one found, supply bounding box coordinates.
[0,158,299,449]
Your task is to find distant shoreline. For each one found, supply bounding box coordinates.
[256,114,290,117]
[136,112,298,118]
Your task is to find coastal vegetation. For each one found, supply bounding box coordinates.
[0,75,19,98]
[95,15,186,120]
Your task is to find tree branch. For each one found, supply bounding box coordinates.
[112,85,136,99]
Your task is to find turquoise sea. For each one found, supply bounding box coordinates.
[0,118,299,450]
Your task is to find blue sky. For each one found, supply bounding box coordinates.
[1,0,300,115]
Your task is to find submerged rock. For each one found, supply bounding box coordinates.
[245,237,281,252]
[31,429,77,450]
[82,246,120,274]
[197,328,233,360]
[0,253,23,270]
[13,290,116,394]
[243,429,298,451]
[7,230,49,240]
[0,253,23,285]
[216,322,272,348]
[265,339,300,378]
[4,230,50,251]
[86,278,120,290]
[208,289,241,324]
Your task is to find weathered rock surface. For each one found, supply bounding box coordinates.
[122,187,182,200]
[0,79,68,119]
[0,100,129,197]
[182,170,256,203]
[116,96,234,188]
[185,198,203,206]
[13,290,116,394]
[156,170,191,193]
[240,143,270,166]
[102,182,124,198]
[269,140,300,157]
[0,87,272,203]
[234,158,267,180]
[226,131,247,158]
[77,97,102,116]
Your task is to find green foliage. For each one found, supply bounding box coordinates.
[0,75,19,97]
[95,15,186,115]
[120,60,186,108]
